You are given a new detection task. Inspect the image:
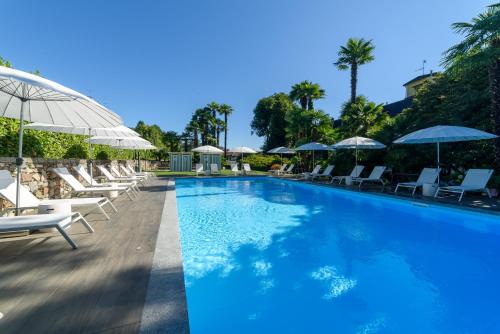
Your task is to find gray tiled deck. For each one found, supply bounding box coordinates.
[0,177,189,334]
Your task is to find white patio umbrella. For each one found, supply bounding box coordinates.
[393,125,497,184]
[191,145,224,154]
[0,66,122,214]
[25,123,139,184]
[330,136,386,168]
[88,136,154,173]
[295,142,330,169]
[230,146,257,167]
[267,146,296,165]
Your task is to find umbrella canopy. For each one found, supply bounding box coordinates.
[295,142,330,170]
[88,136,151,147]
[393,125,497,144]
[394,125,497,184]
[267,146,296,154]
[0,66,122,214]
[229,146,257,154]
[25,123,138,137]
[295,142,330,151]
[191,145,224,154]
[331,136,386,169]
[331,136,386,149]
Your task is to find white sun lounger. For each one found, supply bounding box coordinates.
[126,164,151,179]
[195,163,204,176]
[210,164,221,175]
[0,213,92,249]
[119,165,149,184]
[311,165,335,181]
[242,163,254,175]
[434,169,494,202]
[302,165,321,179]
[230,163,240,175]
[75,165,139,195]
[269,164,287,175]
[0,171,116,220]
[331,165,365,184]
[94,165,140,193]
[52,167,135,201]
[394,168,440,196]
[109,165,145,186]
[282,164,295,175]
[353,166,387,190]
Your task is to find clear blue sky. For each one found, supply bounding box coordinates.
[1,0,493,148]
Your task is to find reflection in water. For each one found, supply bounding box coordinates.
[176,177,500,334]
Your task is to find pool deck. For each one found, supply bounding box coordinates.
[0,177,189,334]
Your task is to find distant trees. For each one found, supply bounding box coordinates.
[339,96,388,137]
[289,81,325,110]
[442,3,500,169]
[334,38,375,104]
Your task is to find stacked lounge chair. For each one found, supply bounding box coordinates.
[0,170,116,220]
[52,167,136,201]
[311,165,335,181]
[94,165,141,194]
[353,166,387,190]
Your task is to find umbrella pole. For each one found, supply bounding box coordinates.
[15,97,27,216]
[88,130,93,186]
[437,141,440,185]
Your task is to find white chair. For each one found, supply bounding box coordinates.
[195,163,204,176]
[353,166,387,190]
[126,164,152,180]
[0,171,116,220]
[0,213,92,249]
[311,165,335,181]
[109,165,145,186]
[95,165,141,194]
[282,164,295,175]
[331,165,365,184]
[230,163,240,175]
[435,169,494,202]
[75,165,139,195]
[395,168,440,196]
[210,163,221,175]
[119,165,149,185]
[52,167,135,201]
[269,164,286,175]
[302,165,321,179]
[242,163,253,175]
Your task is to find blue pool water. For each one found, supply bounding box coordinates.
[175,177,500,333]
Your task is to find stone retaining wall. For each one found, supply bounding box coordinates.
[0,157,157,209]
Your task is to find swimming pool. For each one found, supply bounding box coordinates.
[175,177,500,333]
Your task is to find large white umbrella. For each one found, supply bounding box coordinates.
[295,142,330,169]
[229,146,257,167]
[330,136,386,168]
[0,66,122,214]
[393,125,497,184]
[267,146,296,165]
[25,123,139,184]
[88,136,154,172]
[191,145,224,154]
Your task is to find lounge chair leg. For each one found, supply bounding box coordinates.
[72,212,94,233]
[458,190,465,202]
[411,186,417,197]
[485,188,492,198]
[56,225,78,249]
[97,203,111,220]
[125,189,134,201]
[394,185,399,194]
[107,199,118,213]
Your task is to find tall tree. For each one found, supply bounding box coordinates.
[251,93,294,151]
[289,81,325,110]
[339,96,388,137]
[334,38,375,104]
[218,103,233,157]
[442,3,500,169]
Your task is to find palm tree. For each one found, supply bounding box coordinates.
[289,81,325,110]
[218,104,233,157]
[443,3,500,169]
[334,38,375,104]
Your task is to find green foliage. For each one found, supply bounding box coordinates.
[285,107,337,146]
[241,154,281,171]
[251,93,294,151]
[63,144,88,159]
[289,81,325,110]
[339,96,390,137]
[95,151,109,160]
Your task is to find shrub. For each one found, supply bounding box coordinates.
[241,154,280,171]
[270,163,281,170]
[95,151,109,160]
